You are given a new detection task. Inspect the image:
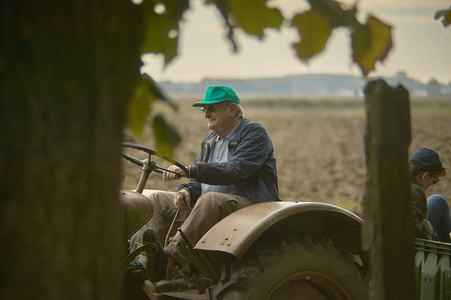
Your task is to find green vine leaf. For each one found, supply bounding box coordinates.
[153,114,181,157]
[351,15,393,76]
[434,7,451,27]
[127,81,155,137]
[140,0,190,64]
[127,74,175,137]
[229,0,284,38]
[206,0,283,51]
[292,10,333,61]
[308,0,356,28]
[131,0,189,153]
[142,73,177,109]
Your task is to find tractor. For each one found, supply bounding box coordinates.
[120,142,370,299]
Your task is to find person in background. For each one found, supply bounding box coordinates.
[409,148,450,242]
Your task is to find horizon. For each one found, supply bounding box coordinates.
[157,71,450,86]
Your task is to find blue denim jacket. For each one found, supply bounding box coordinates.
[178,118,281,205]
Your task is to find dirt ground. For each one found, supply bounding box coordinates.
[121,97,451,217]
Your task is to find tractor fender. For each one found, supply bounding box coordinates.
[120,189,154,240]
[194,201,362,259]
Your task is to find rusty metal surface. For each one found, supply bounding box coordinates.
[194,201,362,259]
[120,189,153,239]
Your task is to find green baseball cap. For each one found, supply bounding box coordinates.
[192,85,240,107]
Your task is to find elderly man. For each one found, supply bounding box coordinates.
[129,85,280,281]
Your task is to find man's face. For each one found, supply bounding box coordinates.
[417,172,440,191]
[201,102,233,134]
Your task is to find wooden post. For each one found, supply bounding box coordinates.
[362,79,417,299]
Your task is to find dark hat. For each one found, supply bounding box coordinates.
[192,86,240,107]
[410,148,448,171]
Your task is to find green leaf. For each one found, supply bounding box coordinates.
[142,73,178,110]
[351,15,393,76]
[153,114,181,157]
[292,10,333,61]
[127,81,155,137]
[434,8,451,27]
[127,74,179,138]
[140,0,190,64]
[229,0,284,38]
[308,0,356,28]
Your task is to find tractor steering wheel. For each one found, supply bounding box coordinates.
[121,142,188,177]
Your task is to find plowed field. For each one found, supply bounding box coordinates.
[122,97,451,217]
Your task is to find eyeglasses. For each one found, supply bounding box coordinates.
[427,173,440,184]
[200,102,230,115]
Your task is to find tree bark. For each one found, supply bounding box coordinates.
[1,1,144,299]
[362,79,417,299]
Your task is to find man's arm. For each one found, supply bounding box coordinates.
[411,184,432,238]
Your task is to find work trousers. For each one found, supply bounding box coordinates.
[130,190,252,272]
[427,194,451,243]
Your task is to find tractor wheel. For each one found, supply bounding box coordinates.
[212,234,369,300]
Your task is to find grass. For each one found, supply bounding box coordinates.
[121,96,451,217]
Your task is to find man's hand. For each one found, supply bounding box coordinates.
[163,165,185,182]
[173,189,191,210]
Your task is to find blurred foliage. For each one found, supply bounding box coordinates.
[351,16,392,76]
[128,78,155,137]
[435,7,451,27]
[292,10,333,60]
[140,0,190,64]
[128,0,393,157]
[152,114,181,155]
[126,73,184,159]
[209,0,284,40]
[292,0,392,76]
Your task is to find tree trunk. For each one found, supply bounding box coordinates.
[0,1,144,299]
[362,79,417,299]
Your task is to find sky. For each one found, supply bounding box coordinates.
[141,0,451,84]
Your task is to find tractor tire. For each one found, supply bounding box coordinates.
[211,234,369,300]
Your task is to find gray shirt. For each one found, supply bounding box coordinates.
[201,121,247,197]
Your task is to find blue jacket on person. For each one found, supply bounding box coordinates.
[178,118,281,205]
